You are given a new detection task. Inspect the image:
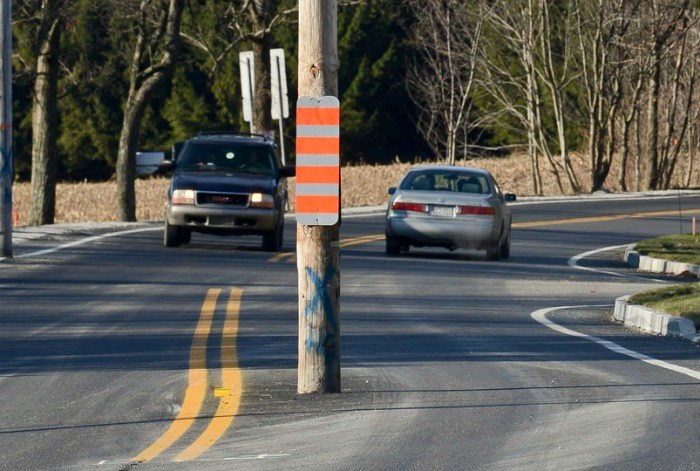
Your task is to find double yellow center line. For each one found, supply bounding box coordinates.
[132,288,243,463]
[269,234,385,263]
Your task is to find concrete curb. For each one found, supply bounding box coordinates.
[624,247,700,278]
[614,295,699,343]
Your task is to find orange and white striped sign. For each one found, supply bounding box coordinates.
[296,96,340,225]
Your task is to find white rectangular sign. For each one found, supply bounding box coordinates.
[239,51,255,124]
[270,48,289,120]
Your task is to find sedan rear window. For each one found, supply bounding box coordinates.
[400,170,491,194]
[178,142,277,176]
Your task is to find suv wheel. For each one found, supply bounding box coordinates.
[262,220,284,252]
[164,221,182,247]
[182,229,192,244]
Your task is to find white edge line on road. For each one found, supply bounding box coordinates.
[96,454,290,466]
[568,243,668,284]
[1,227,162,262]
[532,305,700,381]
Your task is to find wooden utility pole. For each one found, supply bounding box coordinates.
[0,0,12,258]
[297,0,340,394]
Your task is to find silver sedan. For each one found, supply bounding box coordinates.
[385,165,516,259]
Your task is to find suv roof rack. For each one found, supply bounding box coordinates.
[196,130,271,141]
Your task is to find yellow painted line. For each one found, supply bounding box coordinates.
[268,251,293,263]
[132,289,220,463]
[268,234,385,263]
[513,207,700,229]
[174,288,244,462]
[284,235,384,263]
[340,234,384,248]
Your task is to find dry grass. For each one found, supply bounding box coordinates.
[9,151,690,226]
[13,180,170,226]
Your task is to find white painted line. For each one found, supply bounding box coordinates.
[532,305,700,381]
[196,453,290,462]
[568,243,667,284]
[1,227,161,262]
[509,190,700,206]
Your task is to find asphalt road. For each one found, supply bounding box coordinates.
[0,193,699,470]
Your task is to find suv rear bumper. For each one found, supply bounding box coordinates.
[167,204,280,233]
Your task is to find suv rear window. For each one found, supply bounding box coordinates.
[178,142,277,176]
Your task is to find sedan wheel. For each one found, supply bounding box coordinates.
[486,244,500,261]
[386,233,401,256]
[499,232,511,259]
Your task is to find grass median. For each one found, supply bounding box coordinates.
[630,282,700,328]
[635,234,700,265]
[631,234,700,328]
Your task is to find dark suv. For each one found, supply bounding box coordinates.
[162,131,294,251]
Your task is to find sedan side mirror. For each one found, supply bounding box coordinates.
[280,165,296,177]
[388,187,396,195]
[505,193,517,202]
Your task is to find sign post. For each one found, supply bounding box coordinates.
[270,48,289,164]
[238,51,254,132]
[0,0,12,258]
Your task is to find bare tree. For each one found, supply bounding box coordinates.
[247,0,277,134]
[404,0,483,166]
[115,0,184,222]
[480,0,568,194]
[640,0,691,190]
[15,0,66,226]
[572,0,642,192]
[616,56,647,192]
[537,0,580,192]
[657,10,698,188]
[181,1,300,135]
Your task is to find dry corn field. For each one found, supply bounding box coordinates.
[10,152,697,227]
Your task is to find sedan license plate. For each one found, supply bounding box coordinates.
[431,205,455,217]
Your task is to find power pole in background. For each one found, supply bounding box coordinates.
[0,0,12,258]
[297,0,340,394]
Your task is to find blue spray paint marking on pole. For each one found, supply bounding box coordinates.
[304,266,337,354]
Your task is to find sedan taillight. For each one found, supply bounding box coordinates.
[458,205,494,215]
[392,201,428,213]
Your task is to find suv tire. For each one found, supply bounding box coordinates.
[262,220,284,252]
[164,221,182,247]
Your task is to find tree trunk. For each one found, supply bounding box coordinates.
[618,74,644,192]
[686,129,695,188]
[251,38,272,134]
[644,51,662,190]
[27,0,62,226]
[618,115,632,192]
[115,0,183,221]
[116,98,148,222]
